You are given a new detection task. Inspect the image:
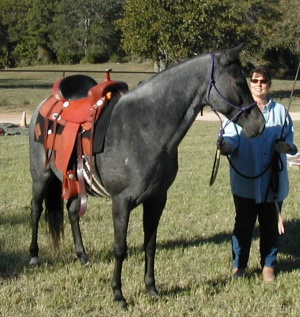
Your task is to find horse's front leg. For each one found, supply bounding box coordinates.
[29,181,45,266]
[67,198,90,266]
[143,193,166,297]
[111,197,131,309]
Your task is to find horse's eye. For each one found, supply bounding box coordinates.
[235,80,245,88]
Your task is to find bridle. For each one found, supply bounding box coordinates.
[207,52,257,185]
[207,52,257,124]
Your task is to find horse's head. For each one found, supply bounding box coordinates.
[207,45,265,137]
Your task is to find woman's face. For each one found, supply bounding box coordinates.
[250,72,270,99]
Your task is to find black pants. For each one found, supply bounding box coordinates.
[232,195,280,269]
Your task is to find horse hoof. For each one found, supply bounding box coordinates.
[29,256,41,266]
[150,290,160,298]
[79,255,90,267]
[114,298,128,310]
[148,286,160,298]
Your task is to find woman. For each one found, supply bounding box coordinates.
[220,65,297,282]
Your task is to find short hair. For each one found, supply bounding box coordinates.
[250,65,272,86]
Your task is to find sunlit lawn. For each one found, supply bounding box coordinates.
[1,121,300,316]
[0,62,299,114]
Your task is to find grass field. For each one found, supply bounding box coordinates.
[0,62,300,114]
[0,62,155,114]
[1,121,300,316]
[1,62,300,316]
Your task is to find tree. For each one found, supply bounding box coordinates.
[0,0,30,66]
[0,14,9,67]
[0,0,298,72]
[25,0,58,64]
[272,0,300,55]
[0,0,59,66]
[0,0,125,66]
[51,0,125,64]
[118,0,283,67]
[252,0,300,75]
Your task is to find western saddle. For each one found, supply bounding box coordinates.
[35,69,128,216]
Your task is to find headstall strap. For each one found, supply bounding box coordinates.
[208,52,257,125]
[208,52,257,186]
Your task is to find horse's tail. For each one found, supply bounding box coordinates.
[44,176,64,250]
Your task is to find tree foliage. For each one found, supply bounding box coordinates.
[0,0,125,66]
[50,0,125,64]
[118,0,286,66]
[0,0,299,74]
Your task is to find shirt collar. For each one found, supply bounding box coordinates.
[262,98,273,113]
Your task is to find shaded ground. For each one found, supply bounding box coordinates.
[2,110,300,125]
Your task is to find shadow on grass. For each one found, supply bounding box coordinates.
[0,78,53,89]
[157,218,300,273]
[0,84,52,89]
[158,284,192,298]
[0,206,30,226]
[0,249,29,279]
[157,231,231,251]
[247,218,300,273]
[59,216,300,279]
[271,89,300,99]
[0,79,299,99]
[278,218,300,272]
[1,214,300,281]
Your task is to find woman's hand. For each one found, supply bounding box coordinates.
[220,141,232,155]
[275,140,291,153]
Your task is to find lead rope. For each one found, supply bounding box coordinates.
[264,145,285,234]
[209,111,224,185]
[273,60,300,234]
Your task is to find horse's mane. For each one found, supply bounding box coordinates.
[127,53,210,100]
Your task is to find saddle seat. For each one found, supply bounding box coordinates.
[35,69,128,216]
[54,74,98,100]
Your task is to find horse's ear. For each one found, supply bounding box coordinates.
[227,44,244,62]
[219,44,243,67]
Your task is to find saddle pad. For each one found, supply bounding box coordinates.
[86,94,121,154]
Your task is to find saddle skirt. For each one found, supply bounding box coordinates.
[35,70,128,216]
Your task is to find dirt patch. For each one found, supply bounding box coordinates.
[0,112,33,125]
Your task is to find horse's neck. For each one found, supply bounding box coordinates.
[126,61,207,152]
[166,93,204,152]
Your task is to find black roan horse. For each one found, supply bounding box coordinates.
[29,45,265,307]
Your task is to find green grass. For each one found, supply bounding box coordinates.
[0,62,300,113]
[0,62,155,113]
[1,122,300,316]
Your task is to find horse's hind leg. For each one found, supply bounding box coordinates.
[143,192,167,297]
[67,198,90,266]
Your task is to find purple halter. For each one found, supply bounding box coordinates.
[207,52,257,123]
[208,52,258,186]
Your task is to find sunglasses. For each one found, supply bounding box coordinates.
[251,79,269,84]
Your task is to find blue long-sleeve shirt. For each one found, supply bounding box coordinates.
[223,99,297,203]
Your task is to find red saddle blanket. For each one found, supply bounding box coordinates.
[35,70,128,215]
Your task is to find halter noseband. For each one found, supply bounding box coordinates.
[207,52,257,124]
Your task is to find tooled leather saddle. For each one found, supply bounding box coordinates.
[34,69,128,216]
